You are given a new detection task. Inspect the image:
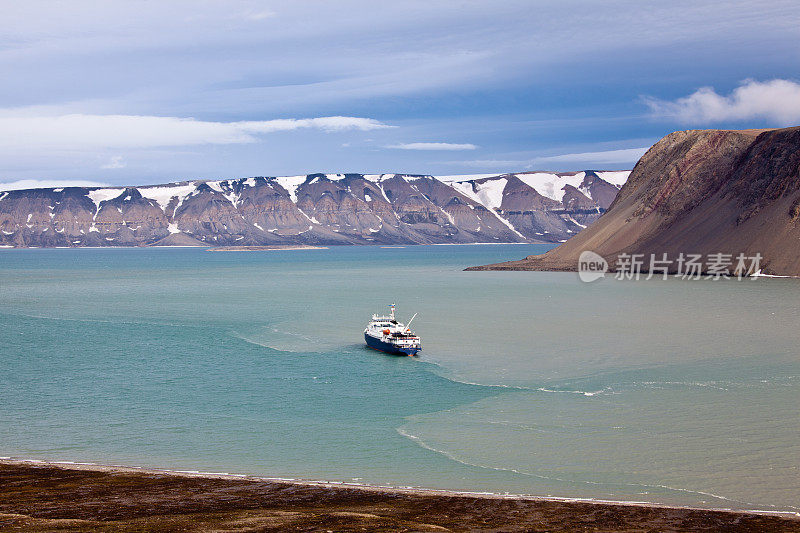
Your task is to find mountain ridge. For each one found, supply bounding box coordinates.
[0,171,628,247]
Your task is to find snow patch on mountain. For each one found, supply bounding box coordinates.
[138,183,197,212]
[87,188,123,210]
[447,180,483,205]
[272,175,307,203]
[363,174,395,183]
[596,171,630,187]
[515,172,585,202]
[439,173,504,183]
[472,178,508,210]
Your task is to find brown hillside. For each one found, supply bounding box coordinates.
[469,127,800,276]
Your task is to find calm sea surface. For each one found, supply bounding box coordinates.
[1,245,798,511]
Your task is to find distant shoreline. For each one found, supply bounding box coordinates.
[206,245,328,251]
[0,242,545,250]
[1,458,798,532]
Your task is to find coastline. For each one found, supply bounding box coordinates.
[2,458,798,532]
[0,242,539,250]
[206,245,328,251]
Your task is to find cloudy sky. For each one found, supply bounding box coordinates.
[2,0,800,187]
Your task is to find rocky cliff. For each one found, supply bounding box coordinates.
[0,171,627,247]
[469,127,800,276]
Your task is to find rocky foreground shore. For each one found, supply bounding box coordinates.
[1,461,798,532]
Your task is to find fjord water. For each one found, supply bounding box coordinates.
[1,246,798,512]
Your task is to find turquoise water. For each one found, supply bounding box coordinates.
[0,245,798,511]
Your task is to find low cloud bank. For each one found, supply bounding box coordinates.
[386,142,477,150]
[0,114,392,150]
[645,79,800,126]
[0,179,110,191]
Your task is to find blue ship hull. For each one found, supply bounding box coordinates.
[364,333,421,356]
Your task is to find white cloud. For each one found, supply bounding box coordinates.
[644,79,800,125]
[0,114,392,151]
[450,147,648,169]
[0,179,110,191]
[236,8,275,21]
[451,159,528,167]
[534,147,648,164]
[386,142,477,151]
[101,155,126,169]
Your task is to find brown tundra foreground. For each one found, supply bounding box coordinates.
[1,461,799,532]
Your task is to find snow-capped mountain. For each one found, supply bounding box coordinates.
[0,171,629,247]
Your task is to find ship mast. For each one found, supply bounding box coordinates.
[390,303,395,320]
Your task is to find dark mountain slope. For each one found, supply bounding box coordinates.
[469,127,800,276]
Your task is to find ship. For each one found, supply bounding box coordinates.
[364,304,422,356]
